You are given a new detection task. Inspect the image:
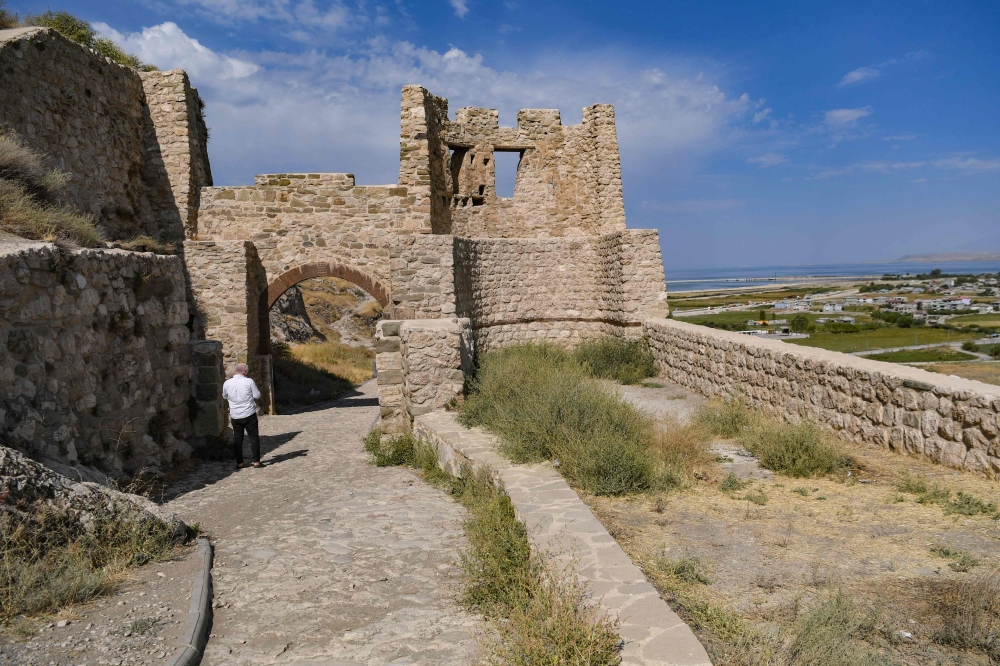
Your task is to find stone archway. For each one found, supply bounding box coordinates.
[265,262,391,310]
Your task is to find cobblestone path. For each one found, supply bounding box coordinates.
[164,380,478,666]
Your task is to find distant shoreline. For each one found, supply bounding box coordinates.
[896,252,1000,263]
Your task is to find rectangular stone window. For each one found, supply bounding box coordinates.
[493,150,521,199]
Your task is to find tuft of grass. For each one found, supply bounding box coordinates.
[930,545,981,573]
[648,418,715,490]
[933,573,1000,660]
[572,336,658,385]
[897,476,998,518]
[792,486,811,496]
[111,235,177,255]
[787,591,896,666]
[719,472,747,492]
[0,135,104,247]
[1,505,178,621]
[694,398,755,438]
[459,343,660,495]
[368,437,621,665]
[698,400,848,478]
[363,428,417,467]
[743,488,768,506]
[657,555,711,585]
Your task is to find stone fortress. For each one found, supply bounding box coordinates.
[2,26,999,482]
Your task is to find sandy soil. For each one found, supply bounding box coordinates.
[586,380,1000,666]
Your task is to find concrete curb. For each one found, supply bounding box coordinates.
[165,537,214,666]
[414,411,713,666]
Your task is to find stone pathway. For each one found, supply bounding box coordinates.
[164,380,478,666]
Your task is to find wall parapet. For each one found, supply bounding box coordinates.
[644,318,1000,474]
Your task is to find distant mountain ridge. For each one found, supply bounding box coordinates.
[896,252,1000,263]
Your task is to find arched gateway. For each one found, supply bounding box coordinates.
[183,84,667,431]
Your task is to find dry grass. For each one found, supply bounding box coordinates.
[0,135,104,247]
[1,504,179,622]
[923,361,1000,386]
[362,430,622,664]
[110,235,177,255]
[20,10,154,70]
[271,339,371,410]
[585,415,1000,666]
[572,336,658,384]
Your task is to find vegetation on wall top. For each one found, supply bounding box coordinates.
[0,3,156,71]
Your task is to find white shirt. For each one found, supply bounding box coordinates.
[222,374,260,419]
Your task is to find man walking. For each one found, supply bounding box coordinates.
[222,363,262,469]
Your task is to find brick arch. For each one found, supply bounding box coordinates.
[265,262,391,310]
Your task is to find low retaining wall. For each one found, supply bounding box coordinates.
[645,318,1000,474]
[413,410,711,666]
[0,240,193,475]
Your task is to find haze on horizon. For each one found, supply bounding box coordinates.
[17,0,1000,269]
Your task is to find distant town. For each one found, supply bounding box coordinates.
[671,269,1000,386]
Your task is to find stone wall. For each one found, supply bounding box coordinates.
[454,230,665,350]
[183,240,265,379]
[197,173,415,287]
[389,234,456,319]
[0,28,210,241]
[644,318,1000,474]
[375,318,472,433]
[0,240,192,476]
[139,69,213,241]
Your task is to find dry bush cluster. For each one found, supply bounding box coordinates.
[0,133,104,247]
[1,503,179,622]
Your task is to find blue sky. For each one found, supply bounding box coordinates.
[14,0,1000,268]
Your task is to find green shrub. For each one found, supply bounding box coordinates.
[22,10,152,70]
[460,343,660,495]
[0,2,16,29]
[572,336,658,384]
[363,429,417,467]
[743,487,768,505]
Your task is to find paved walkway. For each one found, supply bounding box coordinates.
[164,380,478,666]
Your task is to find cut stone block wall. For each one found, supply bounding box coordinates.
[197,174,418,286]
[389,234,456,319]
[375,318,472,432]
[0,240,192,476]
[455,230,665,350]
[0,28,210,241]
[645,318,1000,475]
[188,339,228,453]
[183,240,265,379]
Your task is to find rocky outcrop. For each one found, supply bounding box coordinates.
[269,285,322,343]
[0,445,187,540]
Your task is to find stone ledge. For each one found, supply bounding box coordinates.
[413,410,711,666]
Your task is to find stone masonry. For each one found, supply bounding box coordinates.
[646,318,1000,475]
[0,28,211,242]
[0,239,192,475]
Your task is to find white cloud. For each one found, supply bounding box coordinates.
[94,22,258,80]
[102,22,756,186]
[883,134,916,141]
[813,155,1000,179]
[747,153,787,168]
[752,107,771,123]
[450,0,470,17]
[838,66,879,86]
[824,107,873,128]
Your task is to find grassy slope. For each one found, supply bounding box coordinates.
[947,313,1000,327]
[924,362,1000,386]
[866,346,978,363]
[787,326,978,353]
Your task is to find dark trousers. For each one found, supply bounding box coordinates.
[232,414,261,464]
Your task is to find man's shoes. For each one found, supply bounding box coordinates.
[236,462,244,469]
[252,461,263,468]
